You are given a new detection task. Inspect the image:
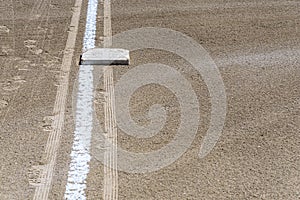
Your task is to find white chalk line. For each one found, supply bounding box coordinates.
[64,0,99,199]
[33,0,83,199]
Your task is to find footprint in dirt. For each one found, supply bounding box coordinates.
[0,25,10,34]
[42,116,54,131]
[28,165,45,186]
[34,49,43,55]
[0,45,14,56]
[24,40,36,48]
[0,99,8,109]
[12,76,27,84]
[1,76,27,91]
[16,60,31,71]
[24,39,43,55]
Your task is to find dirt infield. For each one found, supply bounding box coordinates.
[0,0,85,199]
[1,0,300,199]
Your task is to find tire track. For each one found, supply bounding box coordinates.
[32,0,84,199]
[103,66,118,200]
[102,0,118,199]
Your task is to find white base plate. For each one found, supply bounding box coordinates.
[80,48,130,65]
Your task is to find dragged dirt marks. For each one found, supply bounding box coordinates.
[1,76,26,92]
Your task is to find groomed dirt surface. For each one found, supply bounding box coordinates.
[1,0,300,199]
[0,0,86,199]
[106,1,300,199]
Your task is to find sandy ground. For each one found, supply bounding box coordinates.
[1,0,300,199]
[0,0,85,199]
